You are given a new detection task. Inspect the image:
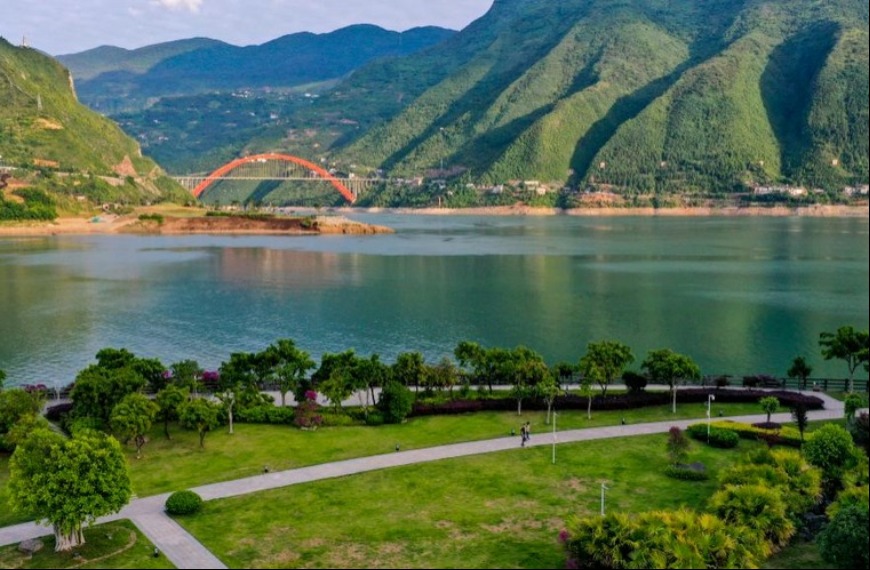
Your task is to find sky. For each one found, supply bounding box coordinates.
[0,0,494,55]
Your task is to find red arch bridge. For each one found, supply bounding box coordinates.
[173,153,379,204]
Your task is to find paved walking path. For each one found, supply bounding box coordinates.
[1,391,854,569]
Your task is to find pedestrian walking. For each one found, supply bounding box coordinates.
[520,423,527,447]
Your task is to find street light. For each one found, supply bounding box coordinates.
[707,394,716,441]
[600,483,609,516]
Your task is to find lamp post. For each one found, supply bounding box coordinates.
[600,483,609,516]
[707,394,715,441]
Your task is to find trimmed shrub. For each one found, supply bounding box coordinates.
[708,484,795,551]
[622,371,648,394]
[686,424,740,448]
[320,412,356,427]
[378,381,414,424]
[665,465,709,481]
[666,426,690,464]
[365,412,385,427]
[701,420,804,447]
[804,424,859,492]
[826,485,870,519]
[165,490,203,515]
[818,504,870,570]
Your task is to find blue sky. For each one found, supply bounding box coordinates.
[0,0,493,55]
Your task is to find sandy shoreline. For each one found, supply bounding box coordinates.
[0,205,866,236]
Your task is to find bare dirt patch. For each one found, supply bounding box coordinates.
[36,118,63,130]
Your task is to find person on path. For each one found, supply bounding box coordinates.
[520,423,527,447]
[525,422,531,444]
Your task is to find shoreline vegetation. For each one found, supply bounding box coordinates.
[0,203,866,237]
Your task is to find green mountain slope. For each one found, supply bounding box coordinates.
[0,38,185,206]
[337,0,868,196]
[62,25,455,114]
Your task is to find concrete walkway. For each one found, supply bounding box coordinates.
[0,391,851,569]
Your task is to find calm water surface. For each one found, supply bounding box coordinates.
[0,215,867,387]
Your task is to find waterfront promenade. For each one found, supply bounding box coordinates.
[0,392,856,569]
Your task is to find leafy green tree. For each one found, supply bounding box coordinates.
[759,397,780,424]
[818,504,870,570]
[95,348,136,370]
[70,365,146,426]
[454,341,484,386]
[378,381,414,424]
[553,362,575,385]
[155,384,189,439]
[538,373,562,425]
[178,398,221,449]
[355,354,391,413]
[641,349,700,413]
[170,359,203,394]
[260,339,315,407]
[804,424,859,494]
[579,340,635,397]
[9,428,131,551]
[0,389,44,442]
[0,368,6,390]
[508,346,549,416]
[819,326,870,393]
[425,357,459,395]
[217,352,259,434]
[787,356,813,391]
[133,357,168,393]
[392,352,426,393]
[844,393,865,425]
[110,393,159,459]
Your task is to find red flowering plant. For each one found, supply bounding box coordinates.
[295,390,323,429]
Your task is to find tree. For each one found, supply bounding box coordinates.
[843,393,865,426]
[0,389,44,441]
[179,398,221,449]
[502,346,548,416]
[378,381,414,424]
[641,348,701,413]
[787,356,813,391]
[354,354,391,415]
[425,357,458,395]
[170,359,203,394]
[804,424,859,495]
[132,357,167,393]
[260,339,315,407]
[579,340,634,397]
[759,396,780,425]
[217,352,259,434]
[667,426,690,465]
[0,368,6,390]
[392,352,426,393]
[454,341,484,387]
[95,348,136,370]
[70,364,147,426]
[538,374,562,425]
[818,504,870,570]
[819,326,869,393]
[110,393,158,459]
[8,429,131,551]
[155,384,188,439]
[791,403,809,443]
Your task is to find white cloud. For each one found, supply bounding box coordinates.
[152,0,204,12]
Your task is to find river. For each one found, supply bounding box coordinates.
[0,214,867,387]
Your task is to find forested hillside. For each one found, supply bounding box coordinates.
[60,26,455,114]
[0,38,186,213]
[335,0,868,196]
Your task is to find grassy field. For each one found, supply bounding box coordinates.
[0,520,174,569]
[176,433,763,568]
[763,539,828,570]
[119,401,765,497]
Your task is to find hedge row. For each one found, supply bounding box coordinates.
[688,420,804,448]
[685,424,740,448]
[411,389,824,417]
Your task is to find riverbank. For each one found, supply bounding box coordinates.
[337,204,869,217]
[0,214,394,236]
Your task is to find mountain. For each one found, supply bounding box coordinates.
[60,25,456,114]
[334,0,868,197]
[0,38,186,209]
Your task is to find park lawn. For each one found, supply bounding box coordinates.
[763,539,827,569]
[0,520,174,569]
[177,434,762,569]
[125,401,765,496]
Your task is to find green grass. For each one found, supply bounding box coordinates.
[177,434,761,569]
[121,401,764,497]
[763,539,828,569]
[0,520,174,569]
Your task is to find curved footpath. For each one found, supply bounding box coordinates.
[0,392,857,569]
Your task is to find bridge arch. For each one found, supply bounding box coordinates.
[191,153,356,204]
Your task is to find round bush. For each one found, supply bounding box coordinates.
[165,490,203,515]
[365,412,385,426]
